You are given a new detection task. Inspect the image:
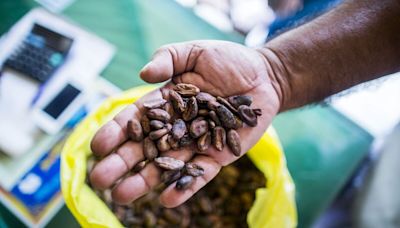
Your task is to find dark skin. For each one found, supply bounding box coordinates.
[89,0,400,208]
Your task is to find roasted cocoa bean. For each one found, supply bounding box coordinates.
[167,135,180,150]
[208,110,221,126]
[157,134,171,152]
[163,102,175,119]
[147,108,171,122]
[127,119,143,141]
[172,119,187,140]
[180,134,194,147]
[182,96,198,121]
[197,132,211,152]
[227,129,241,156]
[169,90,186,113]
[253,108,262,116]
[227,95,253,108]
[185,163,205,177]
[207,100,221,111]
[154,157,185,170]
[149,120,164,130]
[189,117,208,138]
[238,105,257,127]
[149,128,169,140]
[196,92,216,106]
[174,83,200,96]
[143,98,167,109]
[176,175,194,190]
[143,137,158,160]
[140,115,151,135]
[217,96,238,115]
[161,170,182,185]
[216,105,239,129]
[133,160,147,173]
[213,127,226,151]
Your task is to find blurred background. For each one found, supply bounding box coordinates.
[0,0,399,227]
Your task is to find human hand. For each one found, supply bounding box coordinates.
[89,40,283,208]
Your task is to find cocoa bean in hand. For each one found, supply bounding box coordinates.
[164,102,175,119]
[212,126,226,151]
[185,163,205,177]
[189,117,208,138]
[169,90,186,113]
[161,170,182,185]
[149,128,169,140]
[143,137,158,160]
[253,108,262,116]
[227,129,241,156]
[140,115,151,135]
[143,98,167,109]
[176,175,194,190]
[227,95,253,108]
[174,83,200,97]
[208,120,216,129]
[207,100,221,111]
[154,157,185,170]
[217,96,238,115]
[196,92,216,106]
[157,134,171,152]
[182,96,198,121]
[172,119,187,140]
[197,132,211,152]
[216,105,239,129]
[238,105,257,127]
[147,109,171,122]
[127,119,143,141]
[150,120,164,130]
[208,110,221,126]
[167,135,180,150]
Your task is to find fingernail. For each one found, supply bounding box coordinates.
[140,61,153,72]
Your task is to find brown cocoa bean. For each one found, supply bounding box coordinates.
[143,98,167,109]
[157,134,171,152]
[198,109,209,116]
[213,127,226,151]
[167,135,180,150]
[216,105,239,129]
[140,115,151,135]
[149,128,169,140]
[133,160,147,173]
[176,175,194,190]
[182,96,198,121]
[169,90,186,113]
[196,92,216,106]
[189,117,208,138]
[227,95,253,108]
[150,120,164,130]
[147,108,171,122]
[208,111,221,126]
[185,163,205,177]
[237,105,257,127]
[197,132,211,152]
[217,96,238,115]
[227,129,241,156]
[161,170,182,185]
[208,120,216,129]
[172,119,186,140]
[180,134,194,147]
[143,137,158,160]
[163,102,175,119]
[127,119,143,141]
[174,83,200,96]
[207,100,221,111]
[253,108,262,116]
[154,157,185,170]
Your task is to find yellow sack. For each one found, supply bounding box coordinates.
[61,85,297,228]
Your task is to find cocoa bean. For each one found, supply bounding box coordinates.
[157,134,171,152]
[182,96,198,121]
[127,119,143,141]
[149,128,169,140]
[196,92,216,106]
[176,175,194,190]
[227,129,241,156]
[140,115,151,135]
[208,111,221,126]
[216,105,239,129]
[238,105,257,127]
[197,132,211,152]
[189,117,208,138]
[253,108,262,116]
[147,108,171,122]
[143,137,158,160]
[174,83,200,97]
[227,95,252,108]
[208,120,216,129]
[217,96,238,115]
[150,120,164,130]
[167,135,180,150]
[180,134,194,147]
[161,170,182,185]
[207,100,221,111]
[143,98,167,109]
[185,163,205,177]
[154,157,185,170]
[172,119,187,140]
[169,90,186,113]
[212,127,226,151]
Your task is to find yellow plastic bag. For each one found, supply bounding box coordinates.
[61,85,297,228]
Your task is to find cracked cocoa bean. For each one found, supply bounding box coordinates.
[189,117,208,138]
[197,132,211,152]
[140,115,151,135]
[227,129,241,156]
[174,83,200,97]
[154,157,185,170]
[185,163,205,177]
[213,127,226,151]
[238,105,257,127]
[227,95,253,108]
[169,90,186,113]
[176,175,194,190]
[172,119,186,140]
[216,105,239,129]
[143,98,167,109]
[150,120,164,130]
[143,137,158,160]
[157,134,171,152]
[217,96,238,115]
[149,128,169,140]
[147,109,171,122]
[182,96,198,121]
[127,119,143,141]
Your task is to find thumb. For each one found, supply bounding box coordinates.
[140,42,201,83]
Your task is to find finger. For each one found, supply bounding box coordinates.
[111,148,194,205]
[140,42,203,83]
[159,155,221,208]
[89,141,144,190]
